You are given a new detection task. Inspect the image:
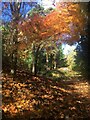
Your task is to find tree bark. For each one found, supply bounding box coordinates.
[46,53,49,70]
[9,3,21,80]
[13,28,18,80]
[31,43,41,75]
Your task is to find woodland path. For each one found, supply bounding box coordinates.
[2,71,90,120]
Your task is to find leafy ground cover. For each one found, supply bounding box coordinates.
[2,70,90,120]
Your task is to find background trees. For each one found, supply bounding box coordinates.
[74,35,89,78]
[72,3,89,79]
[2,2,88,77]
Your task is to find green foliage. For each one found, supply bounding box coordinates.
[37,49,46,73]
[24,51,33,69]
[28,4,54,17]
[2,25,12,71]
[28,4,45,16]
[65,49,76,70]
[44,7,54,14]
[56,45,67,68]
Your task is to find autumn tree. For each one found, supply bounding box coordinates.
[44,2,87,43]
[19,14,46,75]
[18,5,58,75]
[43,2,88,71]
[2,2,37,79]
[19,2,87,75]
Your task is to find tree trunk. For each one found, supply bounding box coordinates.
[9,3,22,80]
[52,55,57,70]
[34,45,41,75]
[13,49,18,80]
[54,61,56,69]
[50,54,54,70]
[32,62,35,74]
[34,56,38,75]
[31,44,41,75]
[13,28,18,80]
[46,53,49,70]
[31,44,35,75]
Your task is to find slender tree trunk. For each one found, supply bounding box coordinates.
[31,44,41,75]
[13,49,18,79]
[31,44,38,76]
[31,54,38,75]
[46,53,49,70]
[50,54,53,70]
[32,62,35,74]
[13,28,18,80]
[34,45,41,75]
[52,55,57,70]
[54,55,57,69]
[53,61,56,69]
[34,56,38,75]
[31,44,35,74]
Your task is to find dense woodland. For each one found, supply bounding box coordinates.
[1,1,90,120]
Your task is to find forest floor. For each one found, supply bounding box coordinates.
[2,68,90,120]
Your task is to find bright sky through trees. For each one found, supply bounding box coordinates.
[62,44,77,55]
[39,0,55,9]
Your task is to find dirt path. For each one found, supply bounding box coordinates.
[2,74,90,120]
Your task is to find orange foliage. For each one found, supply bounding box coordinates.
[18,14,47,42]
[18,2,87,48]
[44,2,87,43]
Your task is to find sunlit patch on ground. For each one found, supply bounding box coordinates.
[69,81,90,98]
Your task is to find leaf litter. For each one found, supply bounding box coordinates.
[2,73,90,120]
